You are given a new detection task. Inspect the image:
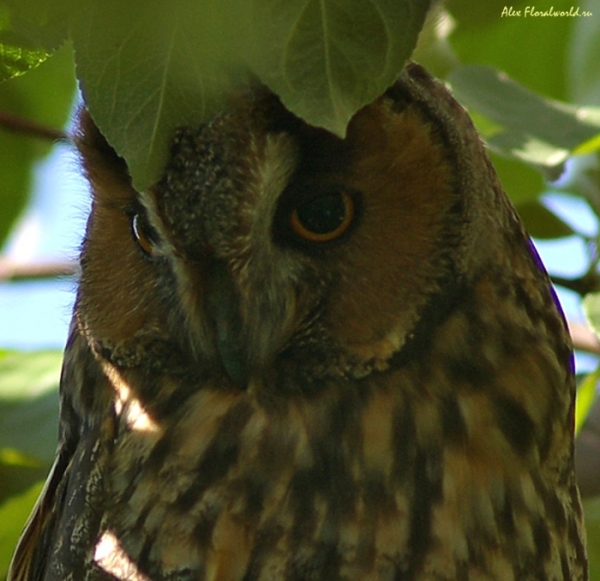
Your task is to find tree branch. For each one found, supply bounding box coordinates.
[0,110,68,142]
[552,274,600,297]
[0,258,78,281]
[1,258,600,358]
[569,321,600,355]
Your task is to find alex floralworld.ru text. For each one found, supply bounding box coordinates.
[501,6,591,17]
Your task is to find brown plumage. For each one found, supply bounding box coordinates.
[9,63,587,580]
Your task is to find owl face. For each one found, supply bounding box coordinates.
[77,76,473,397]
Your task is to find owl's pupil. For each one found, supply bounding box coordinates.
[290,191,355,243]
[296,194,345,234]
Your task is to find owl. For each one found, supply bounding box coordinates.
[9,63,587,580]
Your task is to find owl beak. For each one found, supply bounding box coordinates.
[206,261,249,388]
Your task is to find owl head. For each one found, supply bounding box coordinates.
[75,64,535,402]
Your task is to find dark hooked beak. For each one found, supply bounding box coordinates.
[206,261,248,388]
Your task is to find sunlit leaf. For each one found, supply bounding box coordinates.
[575,366,599,435]
[0,5,52,81]
[0,32,50,81]
[574,133,600,156]
[449,66,600,170]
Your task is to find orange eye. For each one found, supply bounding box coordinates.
[290,192,355,243]
[132,211,160,257]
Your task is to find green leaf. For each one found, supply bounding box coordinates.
[72,0,253,190]
[0,0,74,54]
[568,0,600,104]
[575,366,599,435]
[488,131,570,169]
[584,496,600,580]
[574,133,600,156]
[583,293,600,340]
[0,31,51,82]
[0,43,75,248]
[71,0,431,190]
[249,0,432,137]
[0,481,43,578]
[447,0,571,100]
[449,66,600,172]
[488,152,545,204]
[516,200,575,240]
[0,449,48,503]
[0,350,61,465]
[0,5,50,81]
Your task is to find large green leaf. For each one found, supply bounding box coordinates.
[71,0,250,191]
[70,0,431,190]
[4,0,432,190]
[249,0,431,137]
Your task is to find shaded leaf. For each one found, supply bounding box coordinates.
[584,496,600,580]
[516,200,575,240]
[0,350,61,464]
[0,44,75,248]
[488,152,545,204]
[0,481,43,578]
[0,449,48,503]
[447,0,571,100]
[568,0,600,104]
[0,0,77,52]
[488,131,569,169]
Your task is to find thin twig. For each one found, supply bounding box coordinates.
[0,110,68,142]
[0,258,78,282]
